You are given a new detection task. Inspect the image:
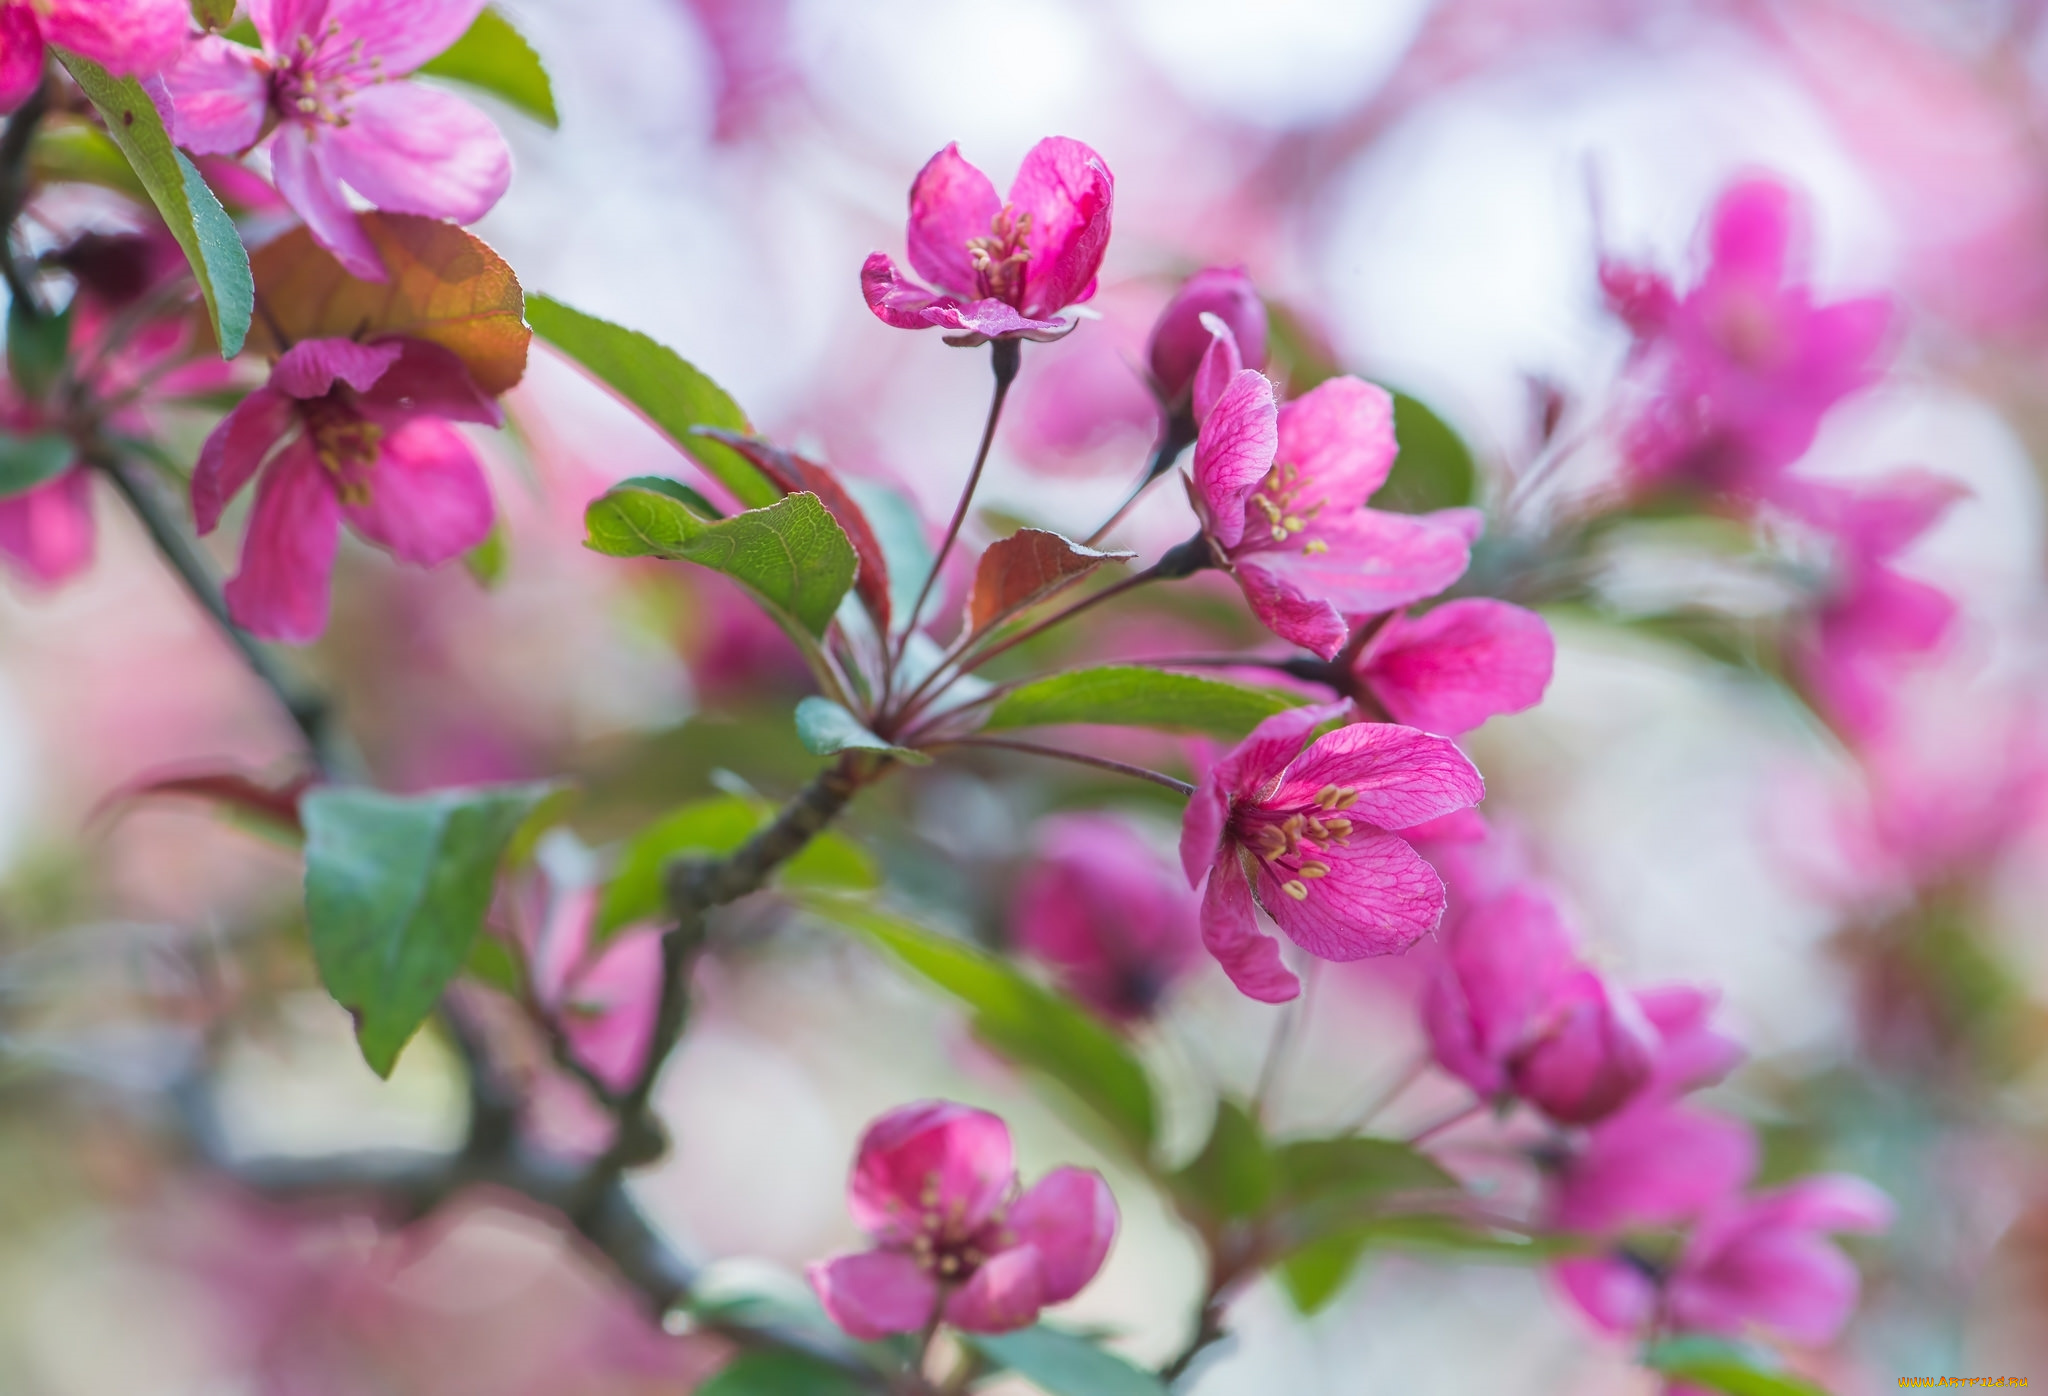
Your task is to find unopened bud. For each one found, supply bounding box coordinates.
[1147,266,1268,409]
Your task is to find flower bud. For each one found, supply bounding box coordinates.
[1147,266,1268,410]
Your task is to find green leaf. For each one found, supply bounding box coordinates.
[0,434,75,498]
[584,485,857,639]
[188,0,235,28]
[528,295,773,508]
[1374,391,1476,514]
[596,794,877,938]
[696,1352,869,1396]
[7,301,70,401]
[1276,1230,1370,1315]
[417,5,559,127]
[29,116,149,200]
[303,782,558,1077]
[969,1326,1167,1396]
[55,52,253,357]
[463,520,509,588]
[813,897,1158,1157]
[1645,1337,1830,1396]
[464,932,524,996]
[985,666,1302,740]
[1272,1136,1456,1207]
[794,697,928,764]
[620,473,724,519]
[1173,1100,1274,1220]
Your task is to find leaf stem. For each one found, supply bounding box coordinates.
[887,338,1021,697]
[940,736,1195,796]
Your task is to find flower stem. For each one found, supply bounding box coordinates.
[889,338,1022,694]
[1083,412,1197,547]
[943,736,1195,796]
[1406,1099,1485,1146]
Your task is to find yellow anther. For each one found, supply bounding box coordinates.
[1281,880,1309,900]
[1299,862,1330,879]
[1303,538,1329,555]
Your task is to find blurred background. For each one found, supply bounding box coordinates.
[4,0,2048,1390]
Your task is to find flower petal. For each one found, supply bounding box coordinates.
[192,386,294,533]
[1552,1255,1658,1335]
[560,928,663,1095]
[1427,886,1578,1088]
[322,80,511,225]
[919,297,1069,340]
[1256,829,1446,960]
[943,1245,1047,1334]
[249,0,326,52]
[1009,136,1113,320]
[1201,850,1300,1002]
[0,468,94,585]
[1511,970,1657,1125]
[1178,701,1346,884]
[161,36,270,155]
[42,0,189,76]
[862,252,947,329]
[222,440,342,643]
[272,125,387,281]
[806,1250,938,1341]
[272,338,404,400]
[849,1101,1014,1245]
[341,417,493,566]
[0,7,45,117]
[1189,314,1243,427]
[359,337,501,425]
[325,0,489,77]
[1232,559,1348,658]
[1191,369,1277,550]
[905,142,1001,301]
[1672,1227,1860,1346]
[1236,507,1472,638]
[1359,599,1555,736]
[1274,375,1397,509]
[1269,721,1486,832]
[1551,1101,1756,1234]
[1005,1166,1116,1303]
[1705,177,1794,286]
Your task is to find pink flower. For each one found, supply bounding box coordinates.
[521,886,662,1096]
[1605,176,1890,504]
[1187,334,1475,659]
[1666,1176,1893,1346]
[0,0,190,112]
[1421,885,1655,1125]
[193,336,500,643]
[1148,266,1268,411]
[1180,703,1485,1004]
[1781,470,1963,743]
[807,1102,1117,1339]
[862,138,1113,344]
[1012,813,1200,1024]
[160,0,512,282]
[1352,598,1555,735]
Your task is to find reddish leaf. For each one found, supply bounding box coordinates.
[694,428,893,632]
[247,213,530,395]
[96,768,314,838]
[966,528,1133,636]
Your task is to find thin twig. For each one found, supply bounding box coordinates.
[887,339,1021,698]
[943,736,1195,795]
[1084,413,1197,547]
[1406,1099,1484,1146]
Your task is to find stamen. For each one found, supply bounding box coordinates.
[1281,880,1309,900]
[1299,862,1330,879]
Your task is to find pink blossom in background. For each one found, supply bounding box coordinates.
[161,0,512,281]
[678,0,795,141]
[1667,1176,1893,1346]
[193,336,500,642]
[1353,598,1555,734]
[1421,885,1654,1125]
[807,1101,1117,1338]
[1011,812,1200,1023]
[1605,176,1890,505]
[1006,312,1158,475]
[1149,266,1269,411]
[1180,703,1484,1003]
[862,137,1114,343]
[519,885,662,1096]
[1781,470,1963,743]
[0,0,190,112]
[1188,336,1475,658]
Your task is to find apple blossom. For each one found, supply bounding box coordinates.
[0,0,190,112]
[192,336,499,642]
[1148,266,1268,412]
[807,1101,1117,1339]
[1180,703,1484,1003]
[862,138,1113,344]
[1352,598,1555,734]
[160,0,512,282]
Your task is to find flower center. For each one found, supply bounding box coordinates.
[1708,288,1786,371]
[273,22,382,128]
[1247,460,1327,552]
[966,205,1033,307]
[1240,785,1357,900]
[903,1170,1014,1281]
[300,396,383,505]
